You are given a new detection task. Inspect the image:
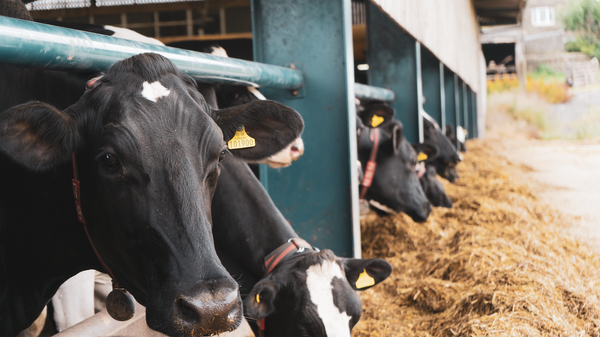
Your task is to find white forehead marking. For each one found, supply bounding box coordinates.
[247,86,266,100]
[306,260,351,337]
[141,81,170,102]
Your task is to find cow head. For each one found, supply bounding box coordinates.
[356,103,431,222]
[420,118,461,183]
[0,53,304,336]
[417,163,453,208]
[208,46,304,168]
[244,249,391,336]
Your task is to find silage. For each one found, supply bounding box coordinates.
[354,139,600,337]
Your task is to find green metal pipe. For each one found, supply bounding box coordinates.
[0,16,303,89]
[354,83,395,102]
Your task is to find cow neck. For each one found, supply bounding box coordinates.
[263,238,316,275]
[359,128,380,200]
[258,237,317,337]
[71,152,120,289]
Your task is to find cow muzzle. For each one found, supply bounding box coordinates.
[147,278,242,336]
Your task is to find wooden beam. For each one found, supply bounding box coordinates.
[29,0,250,20]
[157,31,251,44]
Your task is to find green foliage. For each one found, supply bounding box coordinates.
[563,0,600,58]
[531,63,566,82]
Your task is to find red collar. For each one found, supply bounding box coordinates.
[359,128,379,200]
[259,238,316,336]
[263,238,315,275]
[71,152,120,288]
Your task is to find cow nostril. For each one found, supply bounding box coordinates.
[178,297,200,323]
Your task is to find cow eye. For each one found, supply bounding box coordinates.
[101,153,119,169]
[411,159,418,168]
[219,150,229,162]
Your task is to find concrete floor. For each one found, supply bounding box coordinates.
[495,139,600,252]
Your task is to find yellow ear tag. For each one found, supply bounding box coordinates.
[371,115,384,128]
[256,294,260,303]
[355,269,375,289]
[417,152,428,161]
[228,125,256,150]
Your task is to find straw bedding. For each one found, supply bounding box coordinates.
[353,139,600,337]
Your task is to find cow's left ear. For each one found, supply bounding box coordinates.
[211,100,304,162]
[412,143,439,162]
[244,280,278,320]
[358,103,395,128]
[342,258,392,291]
[0,102,79,171]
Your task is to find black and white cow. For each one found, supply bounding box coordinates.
[356,103,432,222]
[211,156,392,337]
[0,6,303,334]
[445,123,467,153]
[417,164,453,208]
[419,114,462,183]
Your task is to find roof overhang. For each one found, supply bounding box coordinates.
[474,0,527,26]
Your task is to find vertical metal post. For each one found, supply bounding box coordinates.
[472,91,478,138]
[416,42,424,143]
[366,2,419,144]
[439,62,446,133]
[420,46,443,128]
[219,8,226,35]
[252,0,358,258]
[454,74,460,149]
[463,82,469,140]
[444,66,456,142]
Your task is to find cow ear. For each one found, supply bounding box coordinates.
[244,280,277,320]
[358,103,395,128]
[211,100,304,162]
[412,143,439,162]
[388,121,404,154]
[0,102,78,171]
[342,258,392,291]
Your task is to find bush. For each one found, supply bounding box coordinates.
[486,72,572,104]
[563,0,600,59]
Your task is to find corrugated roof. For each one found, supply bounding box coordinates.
[474,0,528,26]
[25,0,201,11]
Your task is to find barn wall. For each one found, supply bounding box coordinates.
[370,0,482,93]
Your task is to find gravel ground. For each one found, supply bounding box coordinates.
[550,84,600,138]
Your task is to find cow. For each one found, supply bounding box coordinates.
[356,102,432,222]
[418,113,462,183]
[211,156,393,337]
[0,11,304,334]
[445,123,467,153]
[417,163,453,208]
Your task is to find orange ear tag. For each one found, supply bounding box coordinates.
[355,269,375,289]
[228,125,256,150]
[417,152,428,161]
[371,115,384,128]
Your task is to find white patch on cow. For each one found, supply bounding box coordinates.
[141,81,170,102]
[306,260,352,337]
[247,86,267,100]
[105,25,165,46]
[210,46,229,58]
[456,126,466,143]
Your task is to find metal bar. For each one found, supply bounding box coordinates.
[463,82,469,140]
[454,74,460,149]
[253,0,357,258]
[416,41,424,143]
[353,83,395,102]
[0,16,303,89]
[439,61,446,133]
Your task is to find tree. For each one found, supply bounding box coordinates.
[563,0,600,59]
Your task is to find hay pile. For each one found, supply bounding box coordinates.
[354,139,600,337]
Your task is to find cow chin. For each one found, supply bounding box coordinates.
[144,278,243,337]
